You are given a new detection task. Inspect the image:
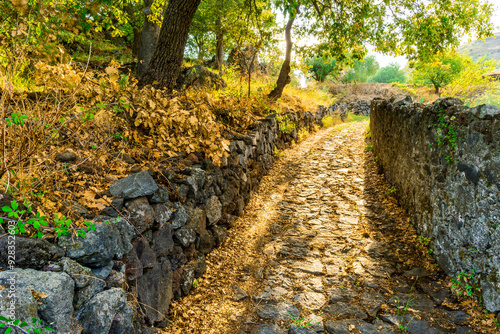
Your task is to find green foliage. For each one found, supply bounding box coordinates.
[443,56,500,107]
[384,186,397,197]
[345,112,369,122]
[272,145,282,158]
[0,315,53,333]
[414,235,433,254]
[288,313,320,328]
[0,199,97,239]
[451,270,477,297]
[342,55,379,83]
[411,51,467,95]
[276,115,296,134]
[306,57,339,82]
[370,63,407,83]
[430,109,457,163]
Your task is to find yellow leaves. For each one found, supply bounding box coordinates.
[76,190,108,211]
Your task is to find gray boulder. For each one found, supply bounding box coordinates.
[0,237,64,269]
[125,197,155,233]
[150,186,171,204]
[60,257,106,310]
[109,171,158,199]
[0,269,74,333]
[205,196,222,225]
[151,223,174,257]
[0,284,38,330]
[171,203,188,229]
[58,218,134,268]
[77,287,127,334]
[137,257,173,323]
[153,203,173,228]
[108,304,134,334]
[174,227,196,247]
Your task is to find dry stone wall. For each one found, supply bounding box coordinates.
[0,105,341,334]
[371,96,500,313]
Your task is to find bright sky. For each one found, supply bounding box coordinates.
[372,0,500,68]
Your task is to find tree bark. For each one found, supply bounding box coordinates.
[268,5,299,100]
[138,0,202,90]
[136,0,162,78]
[215,32,224,72]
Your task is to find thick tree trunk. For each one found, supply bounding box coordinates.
[132,27,142,57]
[138,0,201,90]
[268,6,299,100]
[215,33,224,72]
[136,0,162,78]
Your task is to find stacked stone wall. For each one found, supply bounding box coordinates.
[371,96,500,313]
[0,105,344,334]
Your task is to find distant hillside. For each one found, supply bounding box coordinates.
[458,32,500,64]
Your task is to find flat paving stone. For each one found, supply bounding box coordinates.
[327,288,357,303]
[256,302,300,321]
[322,302,368,319]
[388,293,435,311]
[293,259,324,275]
[293,292,326,311]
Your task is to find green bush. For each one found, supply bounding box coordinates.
[370,63,407,83]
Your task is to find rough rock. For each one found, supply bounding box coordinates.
[256,302,300,321]
[133,238,157,269]
[108,304,134,334]
[58,219,134,268]
[109,171,158,199]
[0,269,74,333]
[206,196,222,225]
[322,302,367,319]
[153,203,173,228]
[0,237,64,269]
[137,257,173,323]
[125,197,155,233]
[151,223,175,257]
[293,292,326,311]
[150,186,171,204]
[174,227,196,247]
[77,287,127,334]
[171,203,188,229]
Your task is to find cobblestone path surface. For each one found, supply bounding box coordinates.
[165,122,493,334]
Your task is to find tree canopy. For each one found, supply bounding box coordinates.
[370,63,407,83]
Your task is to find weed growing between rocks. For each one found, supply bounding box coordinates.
[430,108,457,163]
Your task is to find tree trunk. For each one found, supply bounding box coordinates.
[268,5,299,100]
[434,84,440,96]
[138,0,201,90]
[215,33,224,72]
[132,27,142,57]
[136,0,162,78]
[124,4,142,58]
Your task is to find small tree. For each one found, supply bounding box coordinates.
[306,57,339,82]
[342,55,379,83]
[410,51,467,96]
[370,63,407,83]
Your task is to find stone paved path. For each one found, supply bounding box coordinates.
[165,122,491,334]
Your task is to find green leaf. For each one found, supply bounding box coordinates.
[13,319,20,326]
[20,322,29,327]
[0,322,5,328]
[2,206,12,212]
[5,327,12,334]
[11,201,18,210]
